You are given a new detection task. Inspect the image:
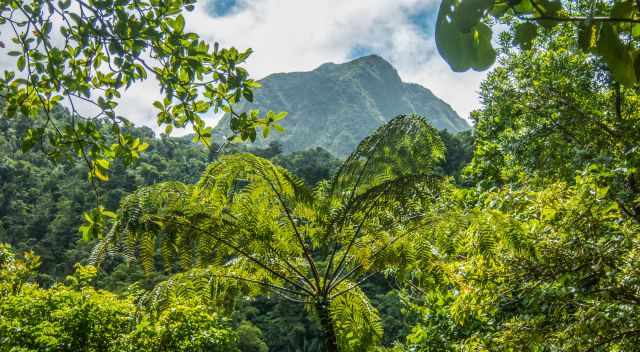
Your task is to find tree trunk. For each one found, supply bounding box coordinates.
[316,300,339,352]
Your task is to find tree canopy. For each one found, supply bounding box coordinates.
[402,22,640,351]
[435,0,640,86]
[3,2,640,351]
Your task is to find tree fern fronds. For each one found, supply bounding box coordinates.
[330,283,383,352]
[195,153,322,285]
[328,115,444,216]
[160,216,317,296]
[330,271,379,299]
[140,231,157,273]
[160,236,177,272]
[248,234,317,291]
[95,114,448,350]
[135,264,312,319]
[321,174,441,294]
[89,221,117,265]
[327,217,428,293]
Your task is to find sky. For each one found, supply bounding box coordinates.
[1,0,489,131]
[112,0,489,131]
[205,0,486,118]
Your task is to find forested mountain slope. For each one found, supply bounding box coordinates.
[214,55,469,156]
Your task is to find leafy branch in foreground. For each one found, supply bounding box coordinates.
[92,114,446,352]
[0,0,279,182]
[435,0,640,86]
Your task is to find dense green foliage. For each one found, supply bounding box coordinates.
[271,147,342,187]
[0,114,210,282]
[401,26,640,351]
[470,32,640,220]
[92,114,446,352]
[3,4,640,351]
[403,178,640,350]
[1,113,466,287]
[0,244,240,352]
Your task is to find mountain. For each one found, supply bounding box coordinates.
[214,55,470,157]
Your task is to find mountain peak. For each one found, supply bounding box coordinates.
[317,55,401,84]
[215,57,469,157]
[349,54,391,65]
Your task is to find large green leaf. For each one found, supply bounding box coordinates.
[454,0,494,32]
[436,0,496,72]
[436,16,474,70]
[596,23,637,86]
[514,22,538,50]
[471,23,497,70]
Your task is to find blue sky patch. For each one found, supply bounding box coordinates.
[408,6,438,37]
[348,45,375,60]
[206,0,238,17]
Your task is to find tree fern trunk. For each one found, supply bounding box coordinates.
[316,301,339,352]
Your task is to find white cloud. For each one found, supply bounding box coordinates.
[182,0,486,125]
[1,0,488,132]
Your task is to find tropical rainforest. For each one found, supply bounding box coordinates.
[1,0,640,351]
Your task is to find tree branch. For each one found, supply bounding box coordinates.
[518,14,640,24]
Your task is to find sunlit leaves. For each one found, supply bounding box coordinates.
[330,284,383,352]
[0,0,279,184]
[0,246,238,351]
[79,206,117,241]
[410,179,640,350]
[92,115,445,349]
[434,0,640,86]
[416,34,640,349]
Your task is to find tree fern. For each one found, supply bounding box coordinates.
[92,114,445,351]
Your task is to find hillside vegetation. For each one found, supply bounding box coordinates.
[2,1,640,351]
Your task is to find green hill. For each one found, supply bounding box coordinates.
[214,55,469,157]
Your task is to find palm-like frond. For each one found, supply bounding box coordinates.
[134,257,298,321]
[330,282,383,352]
[93,114,446,351]
[326,114,444,225]
[320,115,444,295]
[90,181,198,270]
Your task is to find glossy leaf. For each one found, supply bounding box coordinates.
[514,22,538,50]
[597,23,637,86]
